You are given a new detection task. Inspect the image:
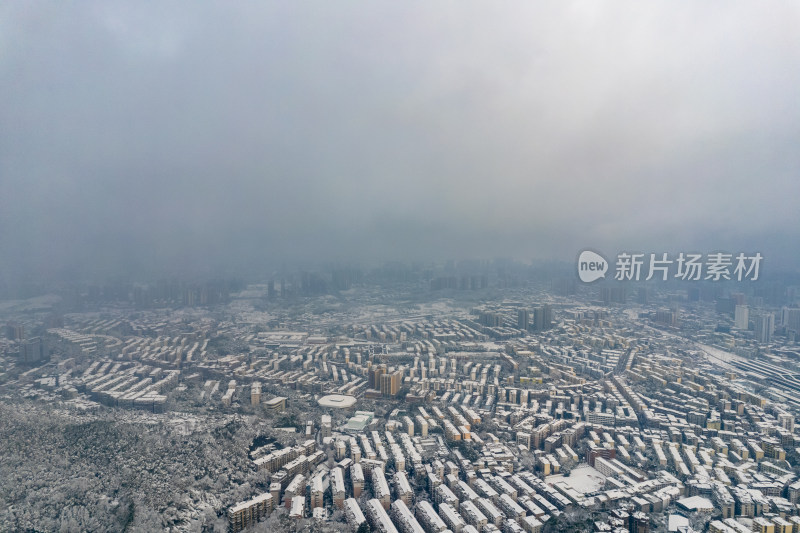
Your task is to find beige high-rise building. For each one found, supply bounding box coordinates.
[310,474,324,509]
[734,305,749,330]
[227,493,274,533]
[380,370,403,397]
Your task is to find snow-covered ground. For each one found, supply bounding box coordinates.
[548,464,606,494]
[696,343,744,364]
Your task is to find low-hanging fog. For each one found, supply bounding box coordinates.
[2,2,799,281]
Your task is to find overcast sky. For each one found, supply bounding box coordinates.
[2,2,799,281]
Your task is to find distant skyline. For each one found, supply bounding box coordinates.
[2,2,799,283]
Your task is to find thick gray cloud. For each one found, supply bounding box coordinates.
[2,1,799,280]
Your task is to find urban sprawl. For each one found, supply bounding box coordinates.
[3,268,800,533]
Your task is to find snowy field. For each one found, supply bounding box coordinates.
[548,464,606,494]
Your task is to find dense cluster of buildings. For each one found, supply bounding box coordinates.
[3,276,800,532]
[219,290,800,532]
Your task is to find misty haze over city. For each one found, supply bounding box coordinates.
[4,4,800,533]
[2,2,799,284]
